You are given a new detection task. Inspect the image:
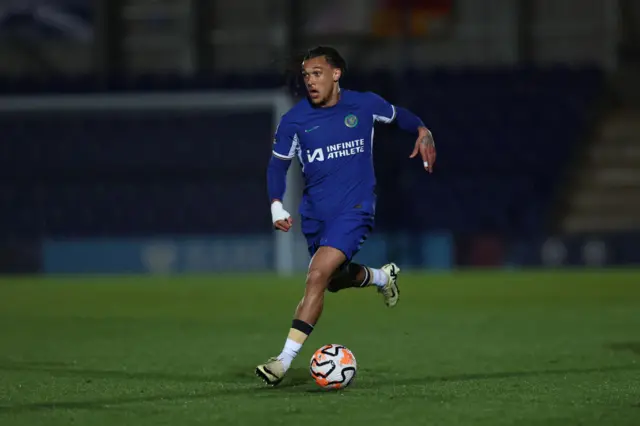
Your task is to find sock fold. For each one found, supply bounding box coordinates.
[278,338,302,370]
[370,267,389,288]
[277,319,313,370]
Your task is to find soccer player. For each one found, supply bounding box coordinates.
[256,46,436,386]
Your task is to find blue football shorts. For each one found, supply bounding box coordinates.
[301,209,374,263]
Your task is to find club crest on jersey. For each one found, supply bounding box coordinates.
[344,114,358,128]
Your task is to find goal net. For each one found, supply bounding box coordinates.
[0,89,307,276]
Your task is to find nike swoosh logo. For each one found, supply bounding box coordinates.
[389,267,398,298]
[305,126,320,133]
[389,266,397,280]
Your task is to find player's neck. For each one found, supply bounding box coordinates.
[321,87,341,108]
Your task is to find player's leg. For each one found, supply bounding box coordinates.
[327,261,400,304]
[255,245,346,386]
[293,245,346,327]
[324,214,400,306]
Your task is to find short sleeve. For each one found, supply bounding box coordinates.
[367,92,397,123]
[272,114,299,160]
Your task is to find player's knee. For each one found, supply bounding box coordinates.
[306,268,330,291]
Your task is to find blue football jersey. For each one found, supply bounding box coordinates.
[272,89,397,220]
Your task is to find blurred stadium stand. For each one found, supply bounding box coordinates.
[0,66,605,240]
[1,0,638,272]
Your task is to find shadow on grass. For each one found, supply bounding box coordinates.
[1,358,639,413]
[0,362,312,414]
[607,341,640,357]
[0,360,239,384]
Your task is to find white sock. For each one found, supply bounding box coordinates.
[277,338,302,370]
[369,267,389,288]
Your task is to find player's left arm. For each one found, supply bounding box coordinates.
[367,91,436,173]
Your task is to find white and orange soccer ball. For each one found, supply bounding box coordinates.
[309,344,357,390]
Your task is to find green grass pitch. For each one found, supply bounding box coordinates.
[0,270,639,425]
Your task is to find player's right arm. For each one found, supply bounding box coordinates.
[267,114,299,232]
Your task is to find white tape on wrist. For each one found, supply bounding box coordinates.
[271,201,290,223]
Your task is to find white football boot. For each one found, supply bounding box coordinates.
[255,357,286,386]
[379,263,400,307]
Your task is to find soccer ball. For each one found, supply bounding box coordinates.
[309,344,357,390]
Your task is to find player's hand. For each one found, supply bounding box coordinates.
[274,217,293,232]
[271,201,293,232]
[410,127,436,173]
